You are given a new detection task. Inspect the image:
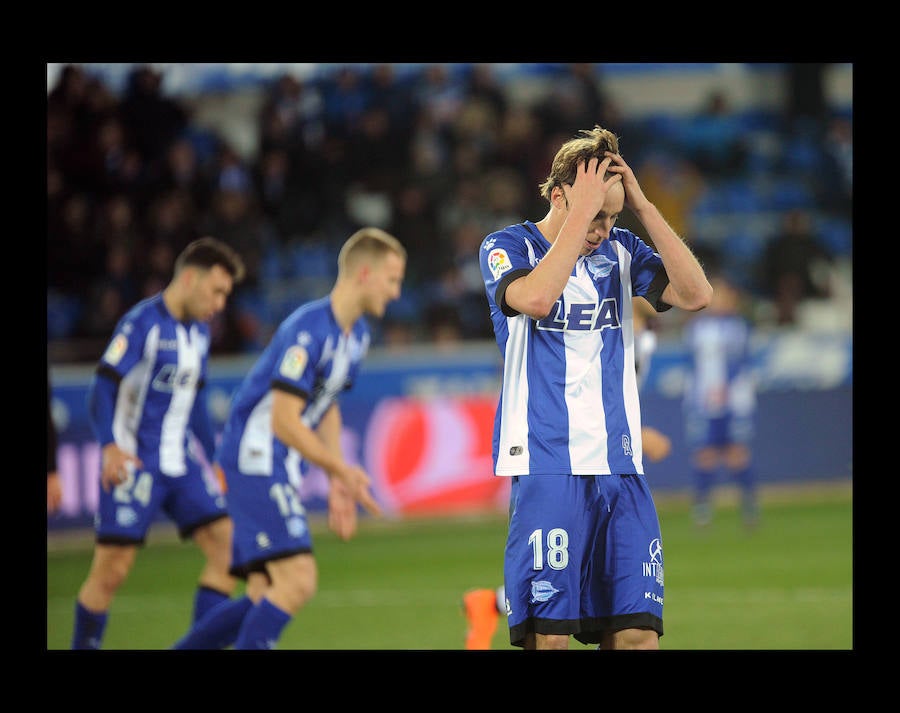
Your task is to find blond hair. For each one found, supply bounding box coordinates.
[538,125,620,202]
[337,227,407,276]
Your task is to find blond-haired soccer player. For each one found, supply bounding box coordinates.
[175,227,405,649]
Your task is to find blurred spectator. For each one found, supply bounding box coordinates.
[634,153,706,239]
[153,137,213,215]
[680,89,749,179]
[534,63,620,139]
[424,301,464,349]
[820,115,852,216]
[414,64,465,134]
[755,208,834,326]
[118,66,188,174]
[200,188,270,288]
[783,63,829,139]
[321,65,370,140]
[143,188,199,256]
[259,73,325,155]
[48,192,104,299]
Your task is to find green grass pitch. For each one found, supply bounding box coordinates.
[46,482,852,650]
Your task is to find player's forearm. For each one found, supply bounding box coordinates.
[273,411,344,475]
[510,214,591,318]
[635,202,712,311]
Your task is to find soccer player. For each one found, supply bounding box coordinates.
[71,237,246,650]
[682,271,758,528]
[462,298,671,649]
[173,226,404,650]
[478,125,712,650]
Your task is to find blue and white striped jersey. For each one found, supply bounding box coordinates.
[480,221,669,476]
[95,293,210,476]
[216,296,370,482]
[683,312,756,419]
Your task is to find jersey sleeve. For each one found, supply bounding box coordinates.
[87,370,118,447]
[96,311,150,380]
[622,230,672,313]
[270,320,324,400]
[480,228,534,317]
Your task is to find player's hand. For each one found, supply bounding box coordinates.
[562,156,622,220]
[47,471,63,514]
[328,479,358,541]
[603,151,650,213]
[100,443,142,492]
[642,426,672,463]
[333,463,382,518]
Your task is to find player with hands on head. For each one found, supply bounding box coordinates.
[174,226,404,650]
[479,125,712,650]
[71,237,246,650]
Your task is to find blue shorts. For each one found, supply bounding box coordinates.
[686,412,754,449]
[504,474,664,647]
[224,463,313,579]
[96,461,228,545]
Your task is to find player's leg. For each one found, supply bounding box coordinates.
[191,516,238,620]
[72,465,163,649]
[691,445,719,526]
[725,441,757,527]
[168,468,238,623]
[172,571,264,650]
[72,543,138,649]
[234,553,318,650]
[506,475,598,650]
[592,475,663,651]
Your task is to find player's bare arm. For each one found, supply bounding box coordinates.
[605,151,712,312]
[318,404,359,540]
[272,389,382,518]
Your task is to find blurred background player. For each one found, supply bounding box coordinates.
[463,298,673,650]
[682,270,758,528]
[173,227,404,650]
[70,237,245,649]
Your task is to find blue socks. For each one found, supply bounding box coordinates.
[234,598,292,650]
[192,585,231,624]
[173,595,253,650]
[72,601,107,650]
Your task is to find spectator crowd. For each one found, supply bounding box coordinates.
[48,63,852,362]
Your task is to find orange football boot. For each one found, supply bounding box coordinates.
[463,588,500,650]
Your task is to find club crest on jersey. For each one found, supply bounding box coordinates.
[104,334,128,365]
[488,248,512,280]
[584,253,616,279]
[279,345,308,380]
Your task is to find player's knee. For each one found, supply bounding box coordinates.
[270,556,318,612]
[610,628,659,650]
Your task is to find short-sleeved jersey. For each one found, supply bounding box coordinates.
[94,293,210,477]
[683,312,756,420]
[216,296,370,482]
[479,221,669,476]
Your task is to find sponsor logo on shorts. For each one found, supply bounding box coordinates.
[530,579,560,603]
[642,537,664,585]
